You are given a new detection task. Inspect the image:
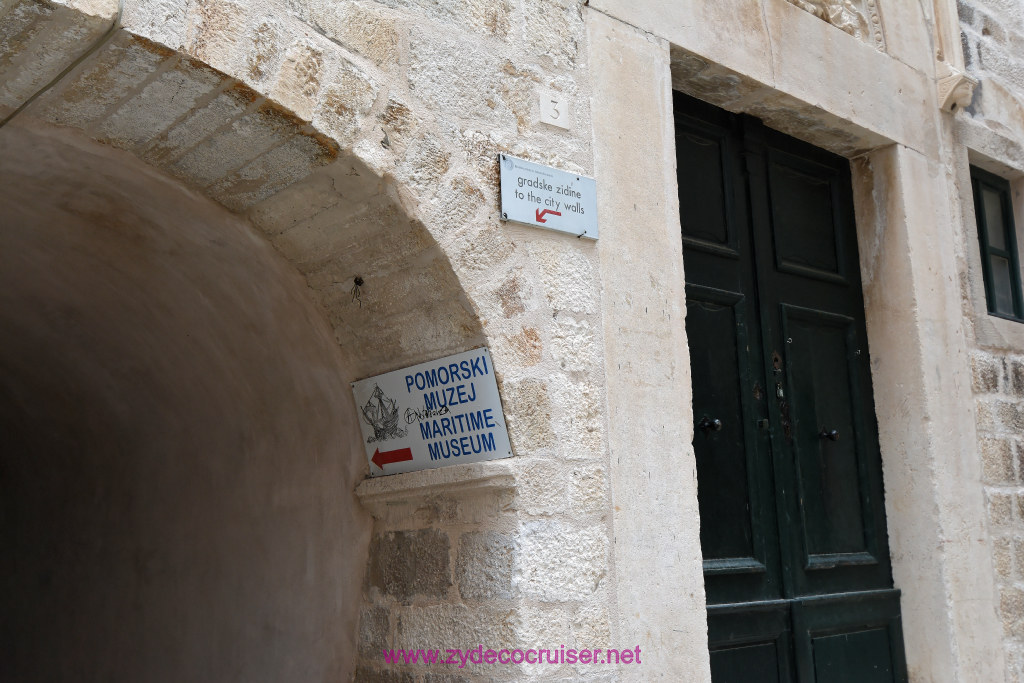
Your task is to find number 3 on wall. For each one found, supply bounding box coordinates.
[539,90,570,130]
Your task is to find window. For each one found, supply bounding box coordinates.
[971,166,1024,322]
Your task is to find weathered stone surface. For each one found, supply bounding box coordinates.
[141,86,255,165]
[981,437,1016,483]
[502,378,554,452]
[269,38,324,120]
[974,351,1004,393]
[169,105,297,186]
[503,327,543,367]
[456,531,517,600]
[32,34,167,128]
[991,491,1015,528]
[422,674,472,683]
[395,604,517,671]
[359,605,391,658]
[994,536,1013,579]
[532,241,596,315]
[0,0,117,114]
[366,529,451,603]
[408,30,511,125]
[310,0,400,65]
[96,59,223,150]
[517,0,583,68]
[519,520,607,601]
[353,667,415,683]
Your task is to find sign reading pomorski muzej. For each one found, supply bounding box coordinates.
[351,348,513,476]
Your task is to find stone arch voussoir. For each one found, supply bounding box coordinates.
[1,2,493,380]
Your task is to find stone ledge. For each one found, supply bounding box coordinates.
[355,459,517,508]
[959,116,1024,177]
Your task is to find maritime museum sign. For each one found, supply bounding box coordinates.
[351,348,514,476]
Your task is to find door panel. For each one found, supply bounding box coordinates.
[676,91,906,682]
[678,97,783,606]
[781,306,871,560]
[688,286,760,565]
[708,602,794,683]
[766,150,847,283]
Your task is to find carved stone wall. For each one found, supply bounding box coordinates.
[787,0,886,50]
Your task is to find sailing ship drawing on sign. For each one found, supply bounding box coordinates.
[361,384,407,442]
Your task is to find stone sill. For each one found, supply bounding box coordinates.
[355,459,517,508]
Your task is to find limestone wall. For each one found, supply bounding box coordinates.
[959,1,1024,681]
[3,0,1023,680]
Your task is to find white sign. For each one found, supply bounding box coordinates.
[499,154,598,240]
[539,89,570,130]
[351,348,513,477]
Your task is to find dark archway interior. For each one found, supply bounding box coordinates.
[0,122,369,681]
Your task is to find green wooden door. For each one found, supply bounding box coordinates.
[676,93,907,683]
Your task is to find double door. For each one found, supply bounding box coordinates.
[676,93,907,682]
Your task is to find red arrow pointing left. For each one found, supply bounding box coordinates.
[536,208,562,223]
[371,446,413,469]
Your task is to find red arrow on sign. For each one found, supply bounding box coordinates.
[535,208,562,223]
[371,446,414,469]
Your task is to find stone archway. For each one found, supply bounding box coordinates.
[0,119,374,682]
[0,5,495,681]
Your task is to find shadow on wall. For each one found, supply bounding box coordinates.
[0,122,370,681]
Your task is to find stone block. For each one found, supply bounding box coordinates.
[185,0,249,70]
[550,316,597,373]
[421,175,490,236]
[380,97,419,137]
[503,327,543,368]
[456,531,517,600]
[366,528,451,603]
[359,605,391,659]
[395,604,517,661]
[208,131,338,210]
[1010,358,1024,397]
[989,490,1014,528]
[495,274,527,318]
[516,459,607,517]
[309,0,400,65]
[0,0,116,113]
[1013,537,1024,581]
[503,378,554,452]
[398,135,452,193]
[973,351,1002,394]
[169,104,298,187]
[571,601,612,645]
[994,536,1013,579]
[551,377,604,457]
[997,399,1024,433]
[981,436,1016,483]
[1002,586,1024,630]
[516,0,583,68]
[422,674,472,683]
[97,60,224,150]
[532,241,597,315]
[519,520,607,602]
[408,30,511,126]
[958,0,976,26]
[352,667,415,683]
[245,19,283,83]
[269,38,324,121]
[33,34,167,129]
[978,41,1024,92]
[141,86,255,166]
